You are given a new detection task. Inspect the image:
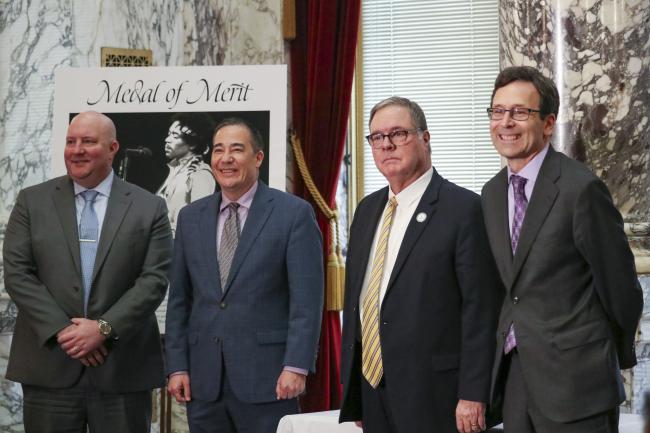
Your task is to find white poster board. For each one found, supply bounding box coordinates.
[52,65,288,331]
[52,65,287,188]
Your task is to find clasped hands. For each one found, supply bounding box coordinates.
[57,318,108,367]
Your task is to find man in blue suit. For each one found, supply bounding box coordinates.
[165,117,324,433]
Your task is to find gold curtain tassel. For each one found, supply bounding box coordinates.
[290,132,345,311]
[326,250,341,310]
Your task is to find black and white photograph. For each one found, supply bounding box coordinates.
[69,110,270,234]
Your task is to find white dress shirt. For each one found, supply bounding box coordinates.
[359,167,433,320]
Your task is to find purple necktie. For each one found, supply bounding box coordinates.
[505,174,528,354]
[510,174,528,253]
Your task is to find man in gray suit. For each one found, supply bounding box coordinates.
[164,118,324,433]
[481,66,642,432]
[3,111,173,433]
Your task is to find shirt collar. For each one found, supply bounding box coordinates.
[220,181,258,212]
[73,170,114,198]
[389,167,433,207]
[507,144,550,183]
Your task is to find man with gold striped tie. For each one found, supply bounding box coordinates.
[340,97,503,433]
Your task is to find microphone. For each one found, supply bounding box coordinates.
[125,147,152,157]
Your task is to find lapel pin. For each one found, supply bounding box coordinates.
[416,212,427,223]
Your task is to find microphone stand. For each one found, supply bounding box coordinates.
[118,154,131,180]
[118,147,151,180]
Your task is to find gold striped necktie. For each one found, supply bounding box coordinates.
[361,196,397,388]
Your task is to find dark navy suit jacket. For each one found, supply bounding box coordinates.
[165,181,324,403]
[340,170,503,432]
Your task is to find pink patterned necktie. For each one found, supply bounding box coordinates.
[510,174,528,253]
[218,202,241,288]
[505,174,528,354]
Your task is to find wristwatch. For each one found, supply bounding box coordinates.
[98,318,113,338]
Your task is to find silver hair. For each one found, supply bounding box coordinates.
[368,96,428,131]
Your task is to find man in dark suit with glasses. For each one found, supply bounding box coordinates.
[340,96,503,433]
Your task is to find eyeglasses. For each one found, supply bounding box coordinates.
[366,128,422,148]
[487,107,541,121]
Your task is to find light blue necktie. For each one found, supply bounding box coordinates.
[79,190,99,315]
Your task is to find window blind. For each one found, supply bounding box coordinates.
[362,0,501,195]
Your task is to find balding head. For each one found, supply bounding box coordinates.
[64,111,120,188]
[73,111,117,140]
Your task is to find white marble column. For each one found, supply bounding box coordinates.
[498,0,650,413]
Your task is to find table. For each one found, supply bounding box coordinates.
[277,410,645,433]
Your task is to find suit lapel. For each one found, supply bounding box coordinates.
[93,177,132,282]
[199,192,221,295]
[52,177,82,277]
[510,148,560,287]
[385,171,442,292]
[220,182,274,298]
[489,168,515,289]
[349,188,389,305]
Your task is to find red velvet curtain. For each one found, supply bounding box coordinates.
[290,0,361,412]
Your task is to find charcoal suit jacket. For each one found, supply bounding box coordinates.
[481,147,643,422]
[3,175,172,392]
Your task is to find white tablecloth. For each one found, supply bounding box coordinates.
[277,410,360,433]
[277,410,644,433]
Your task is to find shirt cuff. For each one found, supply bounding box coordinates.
[283,366,308,376]
[169,371,188,377]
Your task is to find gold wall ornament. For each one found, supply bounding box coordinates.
[101,47,153,67]
[283,0,296,40]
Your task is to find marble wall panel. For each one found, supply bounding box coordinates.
[634,275,650,413]
[0,334,22,433]
[498,0,650,224]
[0,0,285,430]
[499,0,650,413]
[183,0,284,66]
[0,0,186,223]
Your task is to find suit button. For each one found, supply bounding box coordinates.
[73,286,80,292]
[501,331,507,337]
[512,296,519,304]
[220,302,227,309]
[213,337,221,343]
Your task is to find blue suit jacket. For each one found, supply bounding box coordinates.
[164,181,324,403]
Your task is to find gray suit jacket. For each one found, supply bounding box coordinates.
[164,181,324,403]
[3,175,172,392]
[481,147,642,422]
